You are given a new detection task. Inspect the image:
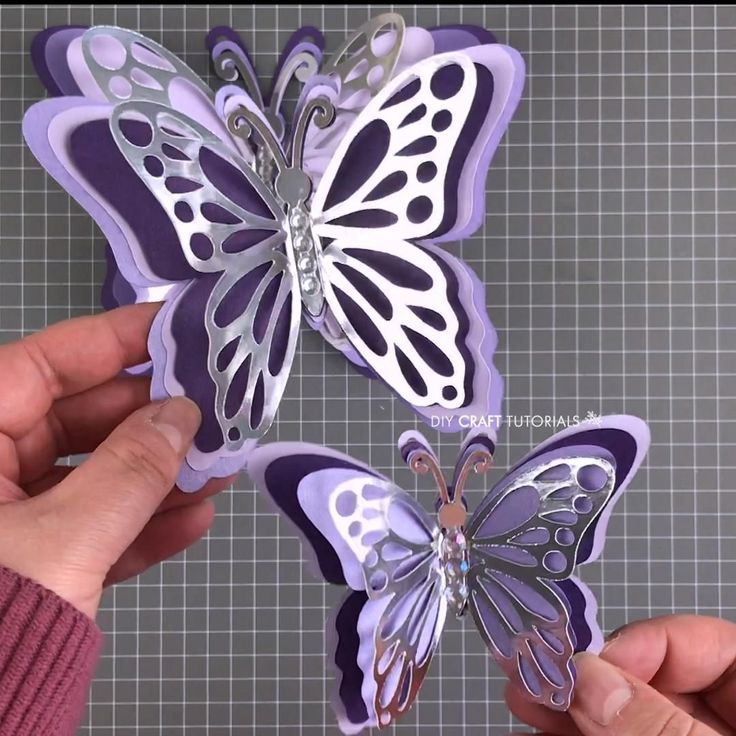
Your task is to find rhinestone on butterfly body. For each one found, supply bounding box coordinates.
[285,198,325,318]
[441,527,470,617]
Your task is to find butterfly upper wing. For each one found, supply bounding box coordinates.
[311,43,524,243]
[248,443,447,731]
[464,417,650,709]
[28,25,254,307]
[321,14,406,96]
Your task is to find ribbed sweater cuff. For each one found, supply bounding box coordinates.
[0,565,103,736]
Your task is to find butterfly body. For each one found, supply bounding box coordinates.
[285,200,325,317]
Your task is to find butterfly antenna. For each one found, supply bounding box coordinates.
[452,448,494,508]
[226,105,288,173]
[406,447,451,507]
[269,52,320,126]
[290,97,335,171]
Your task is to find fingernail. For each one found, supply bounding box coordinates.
[601,623,629,655]
[572,652,634,726]
[601,631,622,655]
[150,397,201,453]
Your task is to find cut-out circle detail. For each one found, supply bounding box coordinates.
[577,464,609,492]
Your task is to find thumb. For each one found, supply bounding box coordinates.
[569,652,718,736]
[50,397,201,565]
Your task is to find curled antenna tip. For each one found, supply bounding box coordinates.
[226,108,251,137]
[408,452,431,476]
[453,448,494,508]
[472,451,494,474]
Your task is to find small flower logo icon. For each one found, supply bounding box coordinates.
[585,411,603,426]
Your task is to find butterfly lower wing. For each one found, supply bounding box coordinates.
[468,568,578,708]
[295,464,447,729]
[329,586,446,734]
[370,565,447,728]
[150,265,299,490]
[320,237,495,413]
[248,443,446,729]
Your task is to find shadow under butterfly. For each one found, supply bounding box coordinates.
[248,416,650,732]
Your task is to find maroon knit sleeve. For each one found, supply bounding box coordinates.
[0,565,103,736]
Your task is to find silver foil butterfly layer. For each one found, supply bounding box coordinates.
[248,416,650,732]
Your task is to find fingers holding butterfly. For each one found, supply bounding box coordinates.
[146,261,299,489]
[0,304,162,484]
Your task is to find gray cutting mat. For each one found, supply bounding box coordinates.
[1,4,735,735]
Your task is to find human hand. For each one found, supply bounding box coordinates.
[0,303,232,619]
[506,614,736,735]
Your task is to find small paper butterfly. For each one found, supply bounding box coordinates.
[24,22,523,489]
[248,416,649,732]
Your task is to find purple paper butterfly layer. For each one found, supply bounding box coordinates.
[247,416,650,732]
[24,21,524,490]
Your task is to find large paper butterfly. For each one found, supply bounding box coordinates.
[24,23,524,489]
[248,416,649,732]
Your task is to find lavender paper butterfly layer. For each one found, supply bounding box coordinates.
[248,416,650,732]
[24,24,523,490]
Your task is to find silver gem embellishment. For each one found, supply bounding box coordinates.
[301,276,320,295]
